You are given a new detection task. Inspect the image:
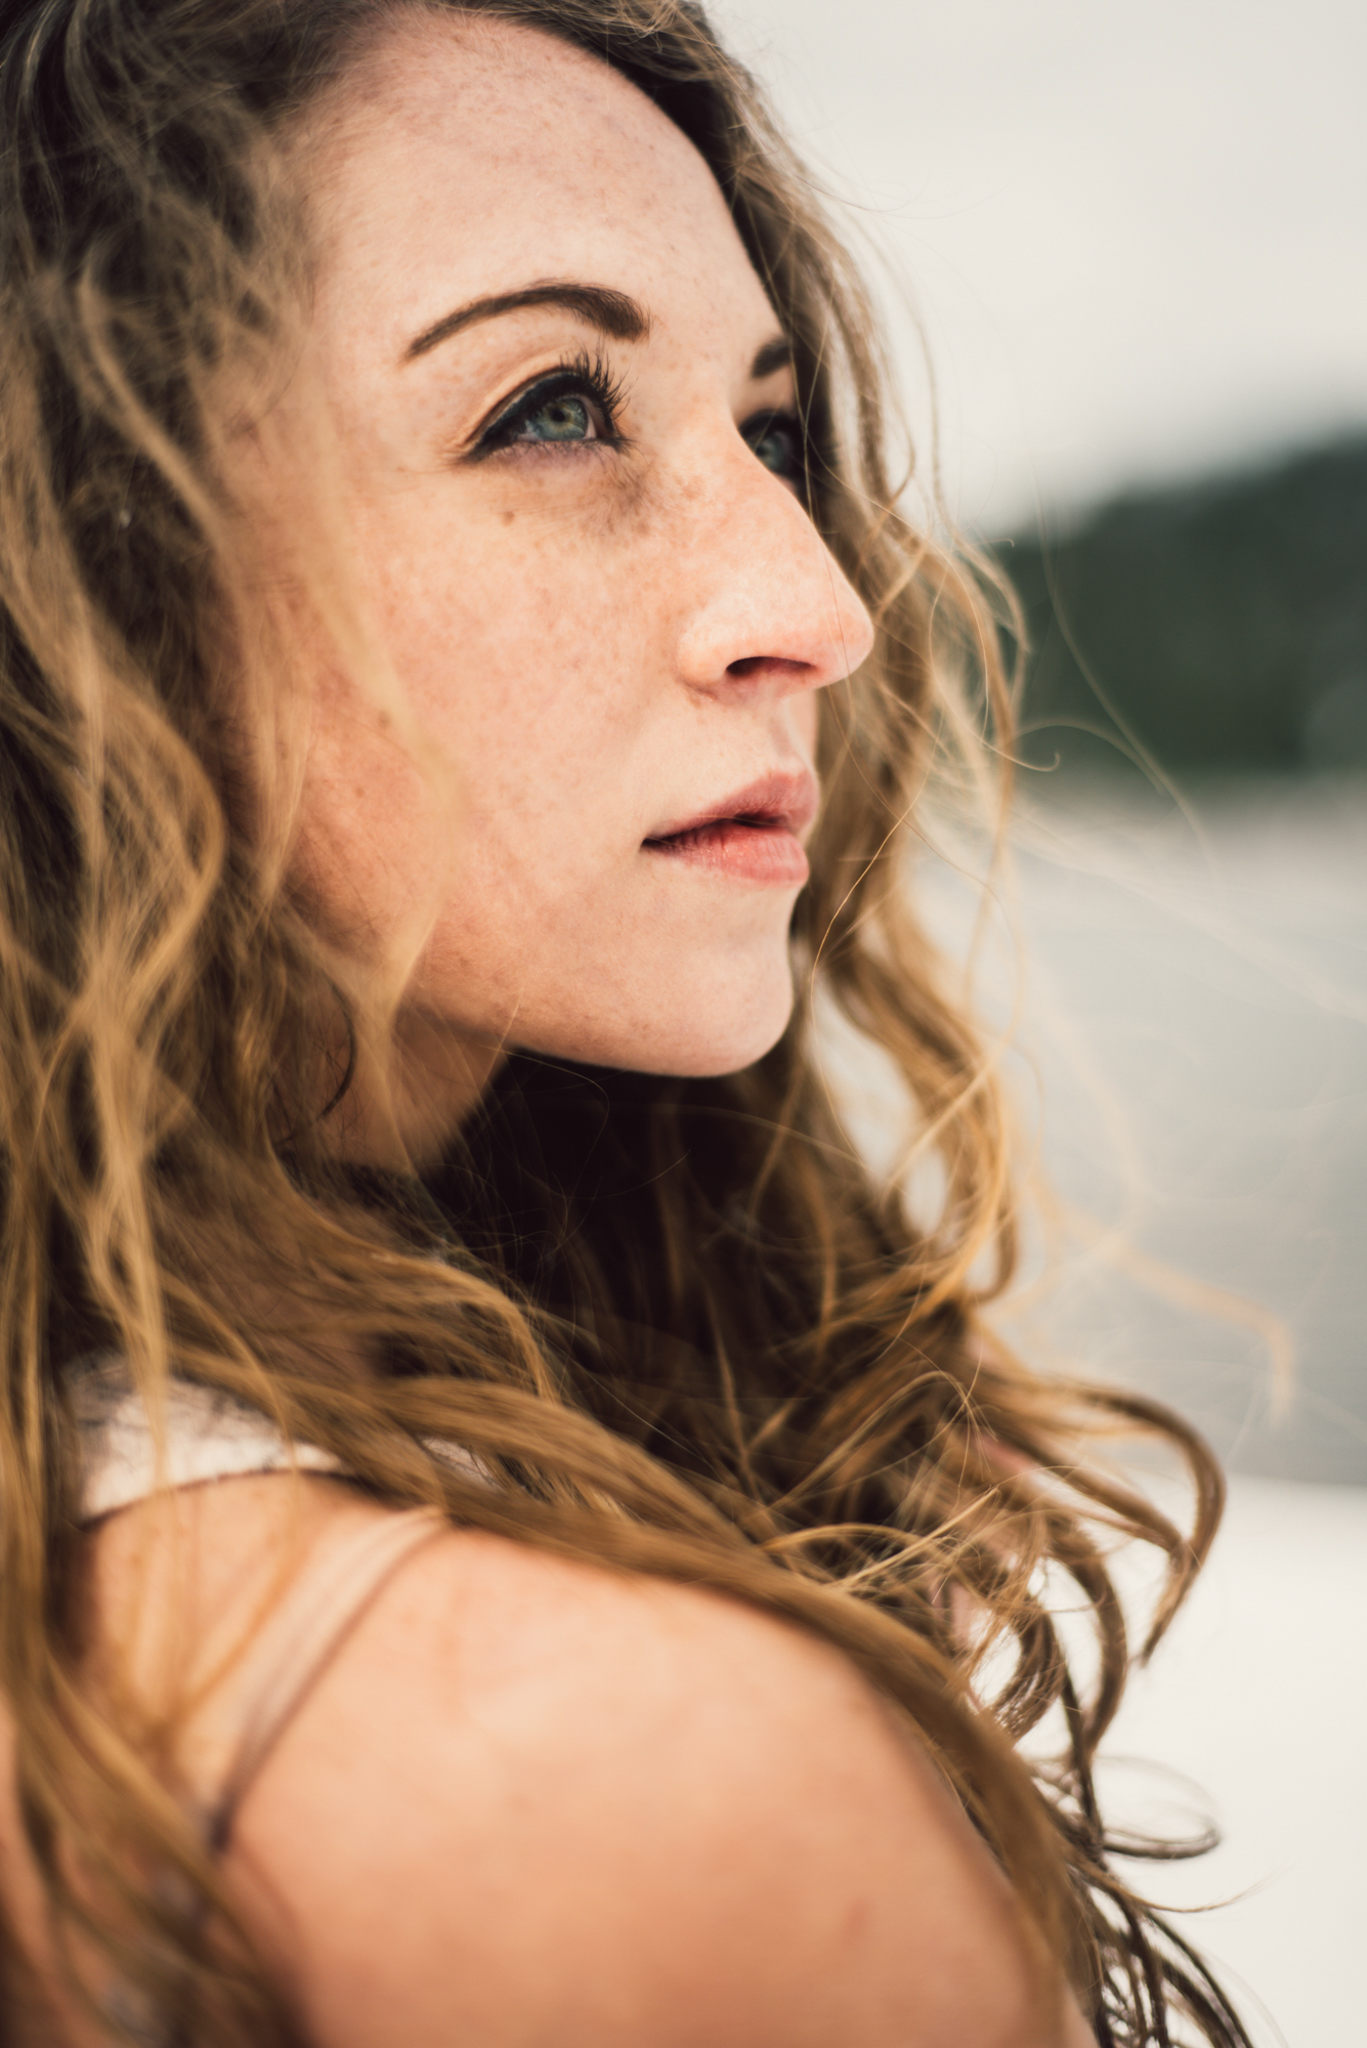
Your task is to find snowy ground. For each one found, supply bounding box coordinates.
[1105,1473,1367,2047]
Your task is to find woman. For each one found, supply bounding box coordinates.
[0,1,1250,2042]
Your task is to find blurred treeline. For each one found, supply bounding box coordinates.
[998,436,1367,781]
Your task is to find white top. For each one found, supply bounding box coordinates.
[68,1356,486,1522]
[70,1358,347,1522]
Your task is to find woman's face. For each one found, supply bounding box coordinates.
[287,10,873,1107]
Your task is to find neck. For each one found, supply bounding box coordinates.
[325,1012,506,1172]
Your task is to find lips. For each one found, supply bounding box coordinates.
[642,770,817,886]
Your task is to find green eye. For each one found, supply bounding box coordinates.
[743,410,806,485]
[515,392,597,444]
[477,356,625,460]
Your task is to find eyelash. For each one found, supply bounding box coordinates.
[467,352,810,484]
[472,351,629,458]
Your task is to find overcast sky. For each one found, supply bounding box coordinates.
[709,0,1367,530]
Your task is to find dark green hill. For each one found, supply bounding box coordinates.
[998,437,1367,779]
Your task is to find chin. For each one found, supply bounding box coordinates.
[660,1009,795,1080]
[453,927,802,1081]
[575,960,798,1081]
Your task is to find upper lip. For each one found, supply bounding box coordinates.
[644,768,820,844]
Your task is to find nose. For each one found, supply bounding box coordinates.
[669,431,876,701]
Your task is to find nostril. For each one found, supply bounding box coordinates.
[725,655,811,682]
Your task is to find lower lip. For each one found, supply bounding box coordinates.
[643,819,810,886]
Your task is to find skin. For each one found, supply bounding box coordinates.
[79,1474,1094,2048]
[272,7,875,1161]
[1,16,1096,2045]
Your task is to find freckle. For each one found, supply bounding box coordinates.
[502,508,516,526]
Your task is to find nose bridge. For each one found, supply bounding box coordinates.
[668,425,875,691]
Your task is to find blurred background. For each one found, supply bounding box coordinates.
[708,2,1366,2041]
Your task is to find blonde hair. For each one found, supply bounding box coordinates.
[0,1,1246,2041]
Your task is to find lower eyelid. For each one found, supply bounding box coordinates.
[485,437,619,467]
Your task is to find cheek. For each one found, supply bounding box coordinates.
[292,666,458,967]
[355,493,666,863]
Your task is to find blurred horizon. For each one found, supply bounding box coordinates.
[1006,431,1367,780]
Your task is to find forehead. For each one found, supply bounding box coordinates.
[295,11,771,366]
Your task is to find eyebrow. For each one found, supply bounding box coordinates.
[750,335,793,382]
[403,279,794,386]
[404,282,651,363]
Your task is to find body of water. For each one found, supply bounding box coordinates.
[824,774,1367,1481]
[1009,776,1367,1485]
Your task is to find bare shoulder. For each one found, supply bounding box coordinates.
[186,1492,1098,2048]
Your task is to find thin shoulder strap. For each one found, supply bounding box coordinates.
[200,1506,449,1856]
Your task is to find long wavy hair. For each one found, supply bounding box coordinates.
[0,0,1248,2042]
